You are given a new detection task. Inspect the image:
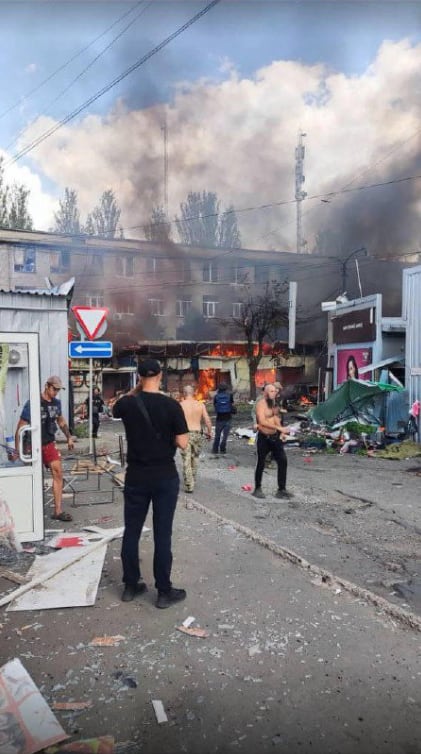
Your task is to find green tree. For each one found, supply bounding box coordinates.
[0,158,9,228]
[144,205,172,243]
[229,281,289,399]
[85,189,121,238]
[53,187,81,234]
[0,157,33,230]
[175,191,241,248]
[8,185,33,230]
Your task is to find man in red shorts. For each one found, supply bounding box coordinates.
[15,375,74,521]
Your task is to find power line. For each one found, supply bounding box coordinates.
[0,1,145,123]
[120,172,421,237]
[5,0,221,168]
[5,1,152,155]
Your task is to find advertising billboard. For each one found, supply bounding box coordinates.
[337,347,372,385]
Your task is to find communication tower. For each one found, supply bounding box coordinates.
[295,131,307,253]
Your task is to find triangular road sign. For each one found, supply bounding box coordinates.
[71,306,109,340]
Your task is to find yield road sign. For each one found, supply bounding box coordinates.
[69,341,113,359]
[71,306,109,339]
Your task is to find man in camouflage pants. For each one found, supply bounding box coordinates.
[180,385,212,493]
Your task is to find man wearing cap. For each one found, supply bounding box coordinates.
[111,358,189,608]
[15,376,74,522]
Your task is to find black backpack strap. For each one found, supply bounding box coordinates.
[135,394,161,440]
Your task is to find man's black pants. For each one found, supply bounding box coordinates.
[122,476,179,593]
[255,432,287,490]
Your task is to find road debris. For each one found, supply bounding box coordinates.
[90,635,125,646]
[152,699,168,724]
[0,657,67,752]
[177,625,209,638]
[52,700,93,711]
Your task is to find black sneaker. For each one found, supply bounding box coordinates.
[121,582,147,602]
[275,489,294,499]
[252,488,266,499]
[156,587,186,609]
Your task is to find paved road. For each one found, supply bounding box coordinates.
[1,417,419,753]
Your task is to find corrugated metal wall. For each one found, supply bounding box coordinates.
[0,291,70,417]
[403,266,421,427]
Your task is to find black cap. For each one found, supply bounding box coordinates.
[138,358,162,377]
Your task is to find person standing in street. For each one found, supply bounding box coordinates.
[15,376,74,522]
[180,385,212,493]
[212,382,235,454]
[253,383,292,500]
[111,359,189,608]
[85,386,105,439]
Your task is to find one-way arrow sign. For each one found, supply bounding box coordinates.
[69,341,113,359]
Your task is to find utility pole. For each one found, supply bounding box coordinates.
[340,246,367,294]
[295,131,307,253]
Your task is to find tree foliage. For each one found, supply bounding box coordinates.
[53,187,81,234]
[0,157,33,230]
[144,205,172,243]
[230,281,289,399]
[85,190,121,238]
[175,191,241,248]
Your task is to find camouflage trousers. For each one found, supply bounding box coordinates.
[181,431,203,492]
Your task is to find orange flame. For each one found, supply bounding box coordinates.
[196,369,216,401]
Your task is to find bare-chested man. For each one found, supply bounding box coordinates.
[253,383,293,500]
[180,385,212,493]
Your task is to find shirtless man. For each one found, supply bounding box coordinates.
[180,385,212,493]
[252,383,292,500]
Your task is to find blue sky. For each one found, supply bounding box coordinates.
[0,1,420,252]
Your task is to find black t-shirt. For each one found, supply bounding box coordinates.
[113,391,188,484]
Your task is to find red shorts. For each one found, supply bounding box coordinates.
[42,442,61,466]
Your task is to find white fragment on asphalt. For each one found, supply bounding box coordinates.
[152,699,168,724]
[182,616,196,627]
[248,644,261,657]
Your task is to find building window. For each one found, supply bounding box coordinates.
[176,299,192,318]
[203,295,218,318]
[91,255,103,274]
[232,302,244,318]
[14,247,36,273]
[86,291,104,307]
[50,250,70,273]
[255,265,269,284]
[116,255,134,277]
[146,257,161,277]
[203,262,218,283]
[148,298,164,316]
[231,266,248,285]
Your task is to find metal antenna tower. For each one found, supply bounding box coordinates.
[295,131,307,253]
[161,117,168,217]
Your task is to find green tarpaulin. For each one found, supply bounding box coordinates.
[309,379,403,426]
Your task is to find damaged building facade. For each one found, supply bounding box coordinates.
[0,228,413,403]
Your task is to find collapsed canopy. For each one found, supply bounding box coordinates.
[309,379,403,426]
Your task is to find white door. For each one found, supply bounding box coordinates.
[0,333,43,541]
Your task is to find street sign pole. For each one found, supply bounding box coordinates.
[89,357,93,455]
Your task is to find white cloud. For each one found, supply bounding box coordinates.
[25,63,38,74]
[15,38,421,253]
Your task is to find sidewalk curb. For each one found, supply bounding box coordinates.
[185,496,421,633]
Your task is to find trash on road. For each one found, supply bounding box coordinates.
[52,701,93,711]
[90,635,125,646]
[241,484,252,491]
[152,699,168,724]
[177,625,209,638]
[0,657,68,753]
[44,736,114,753]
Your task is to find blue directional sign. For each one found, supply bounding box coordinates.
[69,341,113,359]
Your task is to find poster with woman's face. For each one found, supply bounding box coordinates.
[337,347,372,385]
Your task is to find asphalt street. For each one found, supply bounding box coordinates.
[1,416,420,753]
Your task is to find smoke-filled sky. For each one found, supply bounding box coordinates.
[0,0,420,256]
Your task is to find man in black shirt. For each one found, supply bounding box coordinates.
[112,359,189,608]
